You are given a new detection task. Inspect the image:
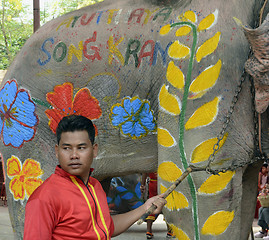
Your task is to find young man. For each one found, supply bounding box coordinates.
[23,115,166,239]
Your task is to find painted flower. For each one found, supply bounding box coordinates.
[45,82,102,133]
[110,96,156,139]
[107,179,143,210]
[7,155,44,202]
[0,79,39,148]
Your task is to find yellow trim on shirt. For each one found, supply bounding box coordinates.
[89,183,110,240]
[70,176,101,240]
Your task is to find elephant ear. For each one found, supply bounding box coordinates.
[235,15,269,113]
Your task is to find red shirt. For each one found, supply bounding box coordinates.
[148,172,157,198]
[24,166,114,240]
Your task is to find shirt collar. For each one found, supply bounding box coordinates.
[55,165,94,184]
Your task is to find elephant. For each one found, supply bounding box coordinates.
[1,0,269,239]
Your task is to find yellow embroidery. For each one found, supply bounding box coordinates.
[70,176,101,240]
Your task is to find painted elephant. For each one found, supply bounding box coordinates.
[1,0,269,239]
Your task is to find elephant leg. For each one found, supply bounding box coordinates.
[240,161,262,239]
[156,109,260,240]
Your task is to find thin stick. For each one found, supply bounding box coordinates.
[137,166,195,225]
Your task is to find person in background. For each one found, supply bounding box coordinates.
[254,163,269,238]
[258,163,269,193]
[141,172,175,239]
[255,163,269,219]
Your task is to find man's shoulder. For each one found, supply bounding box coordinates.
[89,176,101,185]
[28,173,68,200]
[88,177,104,191]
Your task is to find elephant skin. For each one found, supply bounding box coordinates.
[1,0,268,239]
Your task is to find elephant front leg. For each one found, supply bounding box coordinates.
[156,111,248,240]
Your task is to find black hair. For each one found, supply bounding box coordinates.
[56,115,95,145]
[260,163,268,172]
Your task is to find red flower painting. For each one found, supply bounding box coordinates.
[45,82,102,133]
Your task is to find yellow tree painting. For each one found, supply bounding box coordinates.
[158,10,235,239]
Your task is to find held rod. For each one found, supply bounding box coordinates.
[137,166,194,225]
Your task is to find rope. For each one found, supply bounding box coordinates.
[260,0,269,25]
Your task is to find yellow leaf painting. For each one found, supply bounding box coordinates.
[166,61,185,89]
[176,26,192,37]
[157,127,176,147]
[191,133,228,163]
[189,59,222,99]
[185,96,220,130]
[160,185,189,210]
[168,41,190,59]
[198,171,235,194]
[158,162,182,182]
[183,10,197,23]
[159,85,181,115]
[160,24,171,35]
[196,32,221,62]
[197,10,218,32]
[201,211,234,235]
[169,224,191,240]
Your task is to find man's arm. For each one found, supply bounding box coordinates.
[23,199,55,240]
[111,194,166,237]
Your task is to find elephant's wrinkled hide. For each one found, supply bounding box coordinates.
[244,13,269,113]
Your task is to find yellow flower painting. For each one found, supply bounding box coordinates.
[7,155,44,202]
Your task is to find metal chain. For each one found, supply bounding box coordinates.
[205,71,264,175]
[205,3,268,174]
[205,70,248,174]
[251,74,267,162]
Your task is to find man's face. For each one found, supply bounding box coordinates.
[55,130,98,184]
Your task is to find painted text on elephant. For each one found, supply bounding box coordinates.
[56,7,173,29]
[37,32,173,68]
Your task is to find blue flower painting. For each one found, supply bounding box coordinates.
[0,79,39,148]
[110,96,156,139]
[107,179,143,210]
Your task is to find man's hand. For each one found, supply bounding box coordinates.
[111,193,166,236]
[143,194,167,215]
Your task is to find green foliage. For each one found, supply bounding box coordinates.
[0,0,103,70]
[0,0,32,69]
[41,0,103,23]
